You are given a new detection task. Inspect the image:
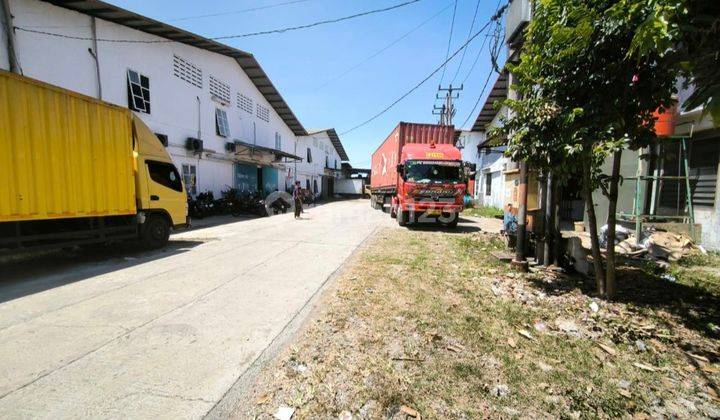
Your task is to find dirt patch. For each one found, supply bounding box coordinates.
[234,229,720,418]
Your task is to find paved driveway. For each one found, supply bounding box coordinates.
[0,200,393,419]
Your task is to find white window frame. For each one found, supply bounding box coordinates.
[182,164,197,196]
[215,108,230,137]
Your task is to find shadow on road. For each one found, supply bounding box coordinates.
[0,239,205,304]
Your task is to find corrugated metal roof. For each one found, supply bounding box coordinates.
[471,71,508,132]
[42,0,308,136]
[306,128,350,161]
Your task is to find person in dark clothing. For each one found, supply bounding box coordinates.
[293,181,302,219]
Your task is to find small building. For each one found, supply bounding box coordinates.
[295,129,349,198]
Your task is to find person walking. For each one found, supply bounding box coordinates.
[293,181,302,219]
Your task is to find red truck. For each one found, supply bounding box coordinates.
[370,122,472,228]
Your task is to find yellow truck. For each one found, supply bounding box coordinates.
[0,70,188,251]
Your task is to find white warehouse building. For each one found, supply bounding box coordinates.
[0,0,348,198]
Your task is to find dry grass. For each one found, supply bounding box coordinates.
[238,229,720,419]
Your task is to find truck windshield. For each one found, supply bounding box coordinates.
[405,160,462,184]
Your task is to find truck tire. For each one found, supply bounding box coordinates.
[398,210,407,227]
[441,212,459,228]
[390,205,397,219]
[141,215,170,249]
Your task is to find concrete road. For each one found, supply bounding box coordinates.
[0,200,395,419]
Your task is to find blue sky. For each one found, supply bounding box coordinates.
[107,0,504,167]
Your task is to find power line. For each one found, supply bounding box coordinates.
[169,0,312,22]
[459,65,496,129]
[460,0,504,85]
[340,3,508,136]
[437,0,458,86]
[450,0,481,84]
[314,3,452,90]
[14,0,422,43]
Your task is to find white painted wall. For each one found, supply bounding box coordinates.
[294,131,342,196]
[5,0,304,198]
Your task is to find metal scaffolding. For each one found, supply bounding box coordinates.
[617,135,696,241]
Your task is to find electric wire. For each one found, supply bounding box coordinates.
[340,3,508,136]
[169,0,312,22]
[314,2,452,90]
[437,0,458,86]
[450,0,482,84]
[14,0,422,43]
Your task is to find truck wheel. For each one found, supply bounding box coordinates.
[441,213,459,228]
[141,215,170,249]
[398,210,407,227]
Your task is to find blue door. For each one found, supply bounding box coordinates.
[235,163,258,193]
[262,167,278,195]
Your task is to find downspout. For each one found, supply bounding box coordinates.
[1,0,20,74]
[87,16,102,100]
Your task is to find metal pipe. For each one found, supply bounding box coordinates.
[1,0,20,74]
[88,17,102,99]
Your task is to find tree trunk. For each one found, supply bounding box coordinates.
[582,162,606,295]
[605,150,623,299]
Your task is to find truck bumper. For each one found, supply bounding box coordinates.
[400,202,463,214]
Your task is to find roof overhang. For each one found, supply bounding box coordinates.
[42,0,308,136]
[471,71,509,132]
[233,140,302,163]
[306,128,350,161]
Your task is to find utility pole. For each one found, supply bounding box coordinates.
[433,84,462,126]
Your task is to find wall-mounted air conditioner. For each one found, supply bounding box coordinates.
[186,137,203,152]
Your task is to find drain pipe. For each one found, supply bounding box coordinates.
[1,0,20,74]
[87,17,102,99]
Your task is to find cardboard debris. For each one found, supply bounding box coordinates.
[400,405,421,419]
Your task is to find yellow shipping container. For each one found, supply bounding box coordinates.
[0,70,136,222]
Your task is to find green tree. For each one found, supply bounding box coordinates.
[494,0,678,297]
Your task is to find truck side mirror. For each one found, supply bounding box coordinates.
[396,163,404,174]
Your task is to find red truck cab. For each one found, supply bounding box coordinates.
[392,142,465,227]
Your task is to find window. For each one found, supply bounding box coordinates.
[325,156,329,168]
[238,93,253,114]
[306,179,310,190]
[147,161,182,192]
[313,179,318,194]
[256,104,269,122]
[335,159,338,169]
[215,108,230,137]
[275,132,282,150]
[182,164,197,196]
[485,173,492,196]
[306,147,312,163]
[172,55,202,88]
[127,69,150,113]
[209,75,230,104]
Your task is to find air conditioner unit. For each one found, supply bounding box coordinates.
[186,137,203,152]
[155,133,169,147]
[225,142,237,153]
